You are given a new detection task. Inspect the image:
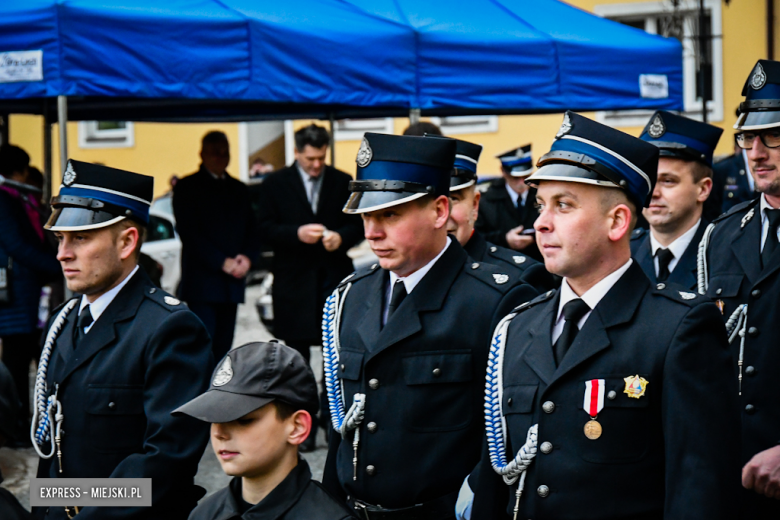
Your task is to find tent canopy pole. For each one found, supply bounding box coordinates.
[57,96,68,175]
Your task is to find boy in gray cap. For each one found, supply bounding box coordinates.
[173,342,355,520]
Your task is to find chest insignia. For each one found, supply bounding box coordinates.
[623,375,648,399]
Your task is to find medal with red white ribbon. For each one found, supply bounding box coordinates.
[583,379,604,440]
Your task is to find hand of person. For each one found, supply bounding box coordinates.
[743,445,780,499]
[231,254,252,279]
[505,226,535,251]
[322,230,342,252]
[298,224,326,244]
[222,257,237,276]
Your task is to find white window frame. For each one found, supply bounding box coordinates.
[333,118,394,141]
[429,115,498,135]
[594,0,723,127]
[78,121,135,149]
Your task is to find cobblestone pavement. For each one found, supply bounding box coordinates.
[0,284,329,511]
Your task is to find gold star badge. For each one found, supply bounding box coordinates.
[623,375,648,399]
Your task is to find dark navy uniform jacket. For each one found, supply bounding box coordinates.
[475,179,541,260]
[463,230,537,275]
[322,240,538,510]
[33,269,213,520]
[702,197,780,518]
[471,262,740,520]
[630,223,707,290]
[188,459,355,520]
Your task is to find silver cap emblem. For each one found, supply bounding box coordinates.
[356,137,373,167]
[63,162,77,187]
[212,356,233,387]
[164,296,180,306]
[556,113,572,139]
[679,291,696,300]
[493,274,509,285]
[647,114,666,138]
[513,256,527,264]
[751,63,767,90]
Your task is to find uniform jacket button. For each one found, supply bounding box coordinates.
[540,442,553,454]
[369,378,380,390]
[745,404,756,415]
[748,327,759,337]
[340,364,345,371]
[367,422,377,433]
[751,289,761,298]
[366,465,376,476]
[471,262,480,269]
[715,288,722,295]
[607,390,617,400]
[745,366,756,376]
[542,401,555,413]
[108,402,116,410]
[432,368,441,377]
[507,398,513,406]
[537,485,550,498]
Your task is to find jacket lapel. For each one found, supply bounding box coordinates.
[288,164,315,217]
[57,270,148,383]
[731,210,762,284]
[548,262,648,388]
[634,235,657,284]
[522,296,558,385]
[356,269,386,353]
[667,221,707,289]
[365,242,466,361]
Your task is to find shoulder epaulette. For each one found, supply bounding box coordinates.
[631,227,647,241]
[511,288,557,313]
[144,286,186,312]
[651,282,701,307]
[486,243,535,269]
[337,263,381,288]
[463,260,516,293]
[49,296,79,316]
[712,197,760,224]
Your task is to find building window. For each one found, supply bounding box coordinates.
[334,118,394,141]
[78,121,134,149]
[594,0,723,127]
[430,115,498,135]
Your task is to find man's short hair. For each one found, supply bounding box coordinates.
[273,400,297,421]
[294,124,330,151]
[201,131,229,149]
[403,122,442,136]
[0,144,30,177]
[689,161,713,183]
[600,188,638,231]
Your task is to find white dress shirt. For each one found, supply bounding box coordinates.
[759,194,780,252]
[383,237,452,324]
[649,219,701,276]
[505,183,528,208]
[552,259,632,343]
[78,265,139,334]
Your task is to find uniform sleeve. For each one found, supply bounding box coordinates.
[491,283,538,332]
[74,309,214,520]
[662,301,741,520]
[172,183,229,272]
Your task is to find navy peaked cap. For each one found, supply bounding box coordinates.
[640,111,723,166]
[736,60,780,130]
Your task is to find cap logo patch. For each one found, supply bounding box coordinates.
[647,114,666,138]
[751,63,767,90]
[212,356,233,387]
[356,137,373,167]
[556,113,572,139]
[63,163,77,187]
[493,273,509,284]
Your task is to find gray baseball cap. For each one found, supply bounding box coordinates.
[172,341,319,423]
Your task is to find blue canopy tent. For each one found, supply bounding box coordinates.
[0,0,683,121]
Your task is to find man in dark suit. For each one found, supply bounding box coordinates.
[468,112,739,520]
[173,131,259,361]
[256,124,363,361]
[32,161,213,520]
[630,111,721,290]
[475,145,541,260]
[700,60,780,518]
[322,133,538,520]
[713,145,755,214]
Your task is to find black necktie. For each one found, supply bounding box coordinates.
[387,280,408,321]
[553,298,590,366]
[656,248,674,282]
[75,305,94,349]
[761,209,780,268]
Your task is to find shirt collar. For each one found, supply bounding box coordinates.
[558,259,632,321]
[389,237,452,295]
[649,219,701,260]
[79,265,140,326]
[504,181,520,206]
[297,162,322,183]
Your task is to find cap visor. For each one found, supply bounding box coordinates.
[171,390,274,423]
[450,180,476,191]
[526,164,620,189]
[45,207,125,231]
[343,191,426,214]
[510,167,535,178]
[735,110,780,130]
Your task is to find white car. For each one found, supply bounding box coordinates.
[141,209,181,295]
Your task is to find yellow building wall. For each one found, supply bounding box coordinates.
[9,114,239,199]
